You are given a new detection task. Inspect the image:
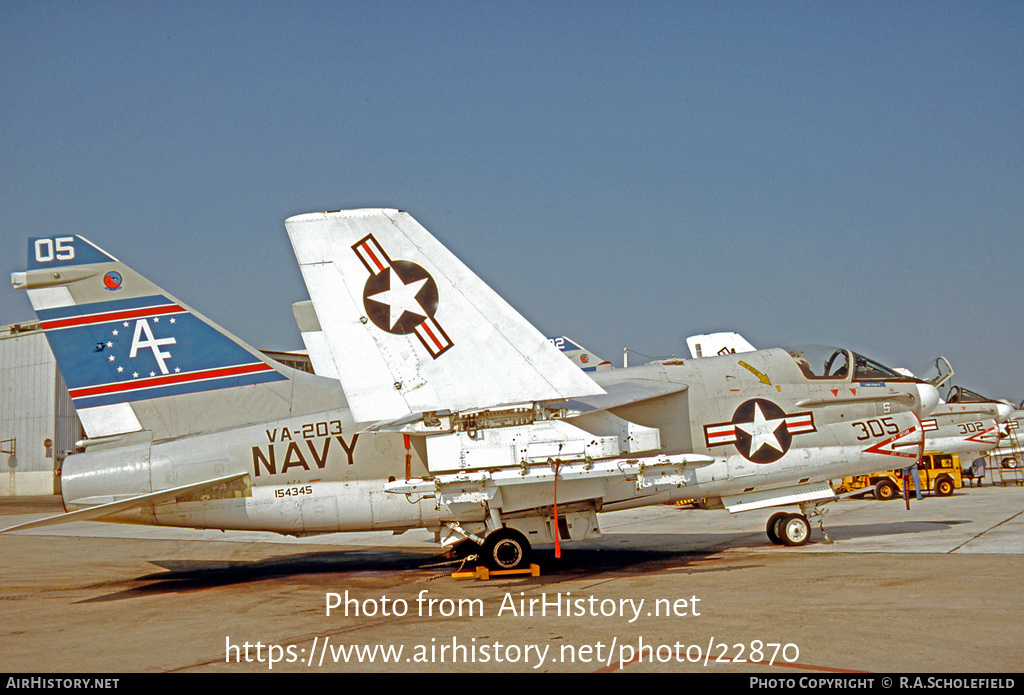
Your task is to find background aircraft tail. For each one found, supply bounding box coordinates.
[549,335,614,372]
[686,332,757,358]
[286,209,605,423]
[12,235,305,441]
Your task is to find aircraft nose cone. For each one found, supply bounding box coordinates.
[916,383,941,415]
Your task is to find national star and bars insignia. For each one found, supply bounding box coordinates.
[352,234,454,359]
[704,398,816,464]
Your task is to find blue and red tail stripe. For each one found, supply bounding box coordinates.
[38,294,286,408]
[68,362,277,400]
[40,301,187,331]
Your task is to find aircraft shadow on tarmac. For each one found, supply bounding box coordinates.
[75,543,755,603]
[74,520,966,603]
[811,519,967,543]
[76,549,434,603]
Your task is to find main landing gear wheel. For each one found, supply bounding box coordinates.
[767,513,811,547]
[481,528,532,570]
[779,514,811,546]
[766,512,789,544]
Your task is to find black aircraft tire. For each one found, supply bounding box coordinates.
[482,529,532,571]
[766,512,788,545]
[778,514,811,547]
[449,539,482,560]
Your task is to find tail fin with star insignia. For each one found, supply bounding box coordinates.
[11,236,322,442]
[286,209,605,424]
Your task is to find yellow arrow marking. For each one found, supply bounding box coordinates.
[738,361,781,391]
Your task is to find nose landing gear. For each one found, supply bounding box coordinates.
[765,502,832,547]
[766,511,811,546]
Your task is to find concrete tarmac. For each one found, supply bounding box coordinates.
[1,485,1022,674]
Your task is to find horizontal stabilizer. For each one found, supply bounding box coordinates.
[286,209,605,422]
[0,472,250,534]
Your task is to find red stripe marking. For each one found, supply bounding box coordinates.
[417,320,445,351]
[361,242,386,273]
[69,363,273,399]
[863,426,919,458]
[966,428,998,445]
[42,304,185,331]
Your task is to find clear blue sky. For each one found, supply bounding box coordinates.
[2,1,1022,401]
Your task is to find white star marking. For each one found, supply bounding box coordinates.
[735,402,787,456]
[367,268,429,330]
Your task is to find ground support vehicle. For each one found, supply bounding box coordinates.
[836,453,962,500]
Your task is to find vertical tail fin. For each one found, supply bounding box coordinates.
[13,235,293,441]
[548,336,614,372]
[686,332,757,358]
[286,209,604,423]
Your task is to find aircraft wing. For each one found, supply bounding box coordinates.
[286,209,605,423]
[555,378,688,413]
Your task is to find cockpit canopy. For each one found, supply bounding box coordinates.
[946,385,995,404]
[785,346,923,383]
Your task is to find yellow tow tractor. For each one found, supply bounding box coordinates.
[836,453,963,500]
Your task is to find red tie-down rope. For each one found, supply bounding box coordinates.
[403,434,412,479]
[553,458,561,559]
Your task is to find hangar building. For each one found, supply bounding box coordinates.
[0,321,313,497]
[0,322,81,496]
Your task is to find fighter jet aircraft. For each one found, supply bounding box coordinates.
[4,212,940,568]
[919,385,1013,458]
[685,333,1013,460]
